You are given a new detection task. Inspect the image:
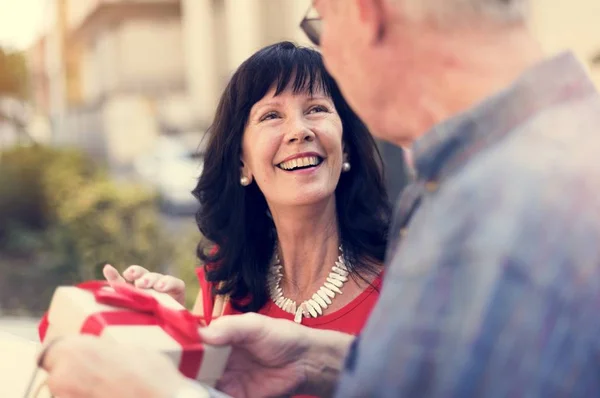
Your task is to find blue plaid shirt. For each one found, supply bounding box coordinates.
[335,52,600,397]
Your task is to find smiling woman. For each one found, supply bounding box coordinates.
[103,42,391,351]
[190,41,391,328]
[242,83,345,209]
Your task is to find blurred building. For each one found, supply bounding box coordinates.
[26,0,312,171]
[58,0,184,168]
[182,0,311,125]
[24,0,600,182]
[27,37,50,115]
[25,35,52,144]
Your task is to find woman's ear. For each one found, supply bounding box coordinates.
[342,140,350,162]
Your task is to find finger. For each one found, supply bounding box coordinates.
[154,275,185,294]
[45,368,68,397]
[103,264,126,284]
[123,265,150,282]
[199,313,267,346]
[134,272,163,289]
[155,275,186,305]
[37,337,65,371]
[46,366,81,398]
[40,335,101,372]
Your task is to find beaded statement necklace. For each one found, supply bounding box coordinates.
[267,246,349,324]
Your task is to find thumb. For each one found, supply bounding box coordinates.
[38,337,65,371]
[199,313,264,346]
[103,264,126,285]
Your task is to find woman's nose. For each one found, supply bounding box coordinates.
[287,130,314,143]
[286,120,315,144]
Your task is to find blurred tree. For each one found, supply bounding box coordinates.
[0,47,28,100]
[0,145,202,315]
[0,47,32,152]
[169,226,204,309]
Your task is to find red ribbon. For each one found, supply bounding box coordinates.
[75,281,204,379]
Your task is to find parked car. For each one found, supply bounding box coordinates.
[133,135,203,214]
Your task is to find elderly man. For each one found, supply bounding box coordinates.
[40,0,600,396]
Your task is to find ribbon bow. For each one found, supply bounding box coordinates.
[77,281,204,378]
[79,280,202,344]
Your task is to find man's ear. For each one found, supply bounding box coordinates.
[356,0,388,44]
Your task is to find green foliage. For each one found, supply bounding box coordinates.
[169,226,205,309]
[0,145,184,315]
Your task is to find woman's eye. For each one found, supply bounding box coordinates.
[260,112,279,122]
[308,105,329,114]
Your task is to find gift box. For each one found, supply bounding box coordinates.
[41,281,230,387]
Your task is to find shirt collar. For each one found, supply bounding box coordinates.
[411,51,598,183]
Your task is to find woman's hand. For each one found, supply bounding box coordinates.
[103,264,186,306]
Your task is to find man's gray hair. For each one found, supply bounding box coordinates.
[401,0,530,25]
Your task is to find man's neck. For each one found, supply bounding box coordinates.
[441,28,544,119]
[385,26,545,148]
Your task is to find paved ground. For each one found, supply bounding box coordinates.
[0,316,39,341]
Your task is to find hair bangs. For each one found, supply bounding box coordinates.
[271,50,332,99]
[238,42,334,112]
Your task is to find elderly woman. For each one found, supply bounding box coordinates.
[103,41,390,335]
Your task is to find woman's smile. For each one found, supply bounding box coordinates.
[276,152,325,175]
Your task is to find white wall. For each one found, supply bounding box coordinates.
[531,0,600,87]
[78,28,119,103]
[286,0,314,46]
[102,94,159,168]
[180,0,315,127]
[80,43,98,102]
[46,0,67,142]
[181,0,221,126]
[223,0,263,73]
[95,29,120,96]
[118,18,185,90]
[66,0,99,30]
[79,17,184,103]
[263,0,313,47]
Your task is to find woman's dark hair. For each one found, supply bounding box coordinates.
[192,41,391,312]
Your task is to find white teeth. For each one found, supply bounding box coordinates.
[279,156,321,170]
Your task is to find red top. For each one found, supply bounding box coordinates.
[196,266,382,335]
[196,267,382,398]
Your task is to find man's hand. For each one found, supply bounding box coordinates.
[38,314,354,398]
[199,313,354,398]
[40,335,188,398]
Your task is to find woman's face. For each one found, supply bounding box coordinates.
[241,85,345,209]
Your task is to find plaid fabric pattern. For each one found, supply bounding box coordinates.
[335,52,600,397]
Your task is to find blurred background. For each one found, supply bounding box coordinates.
[0,0,599,339]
